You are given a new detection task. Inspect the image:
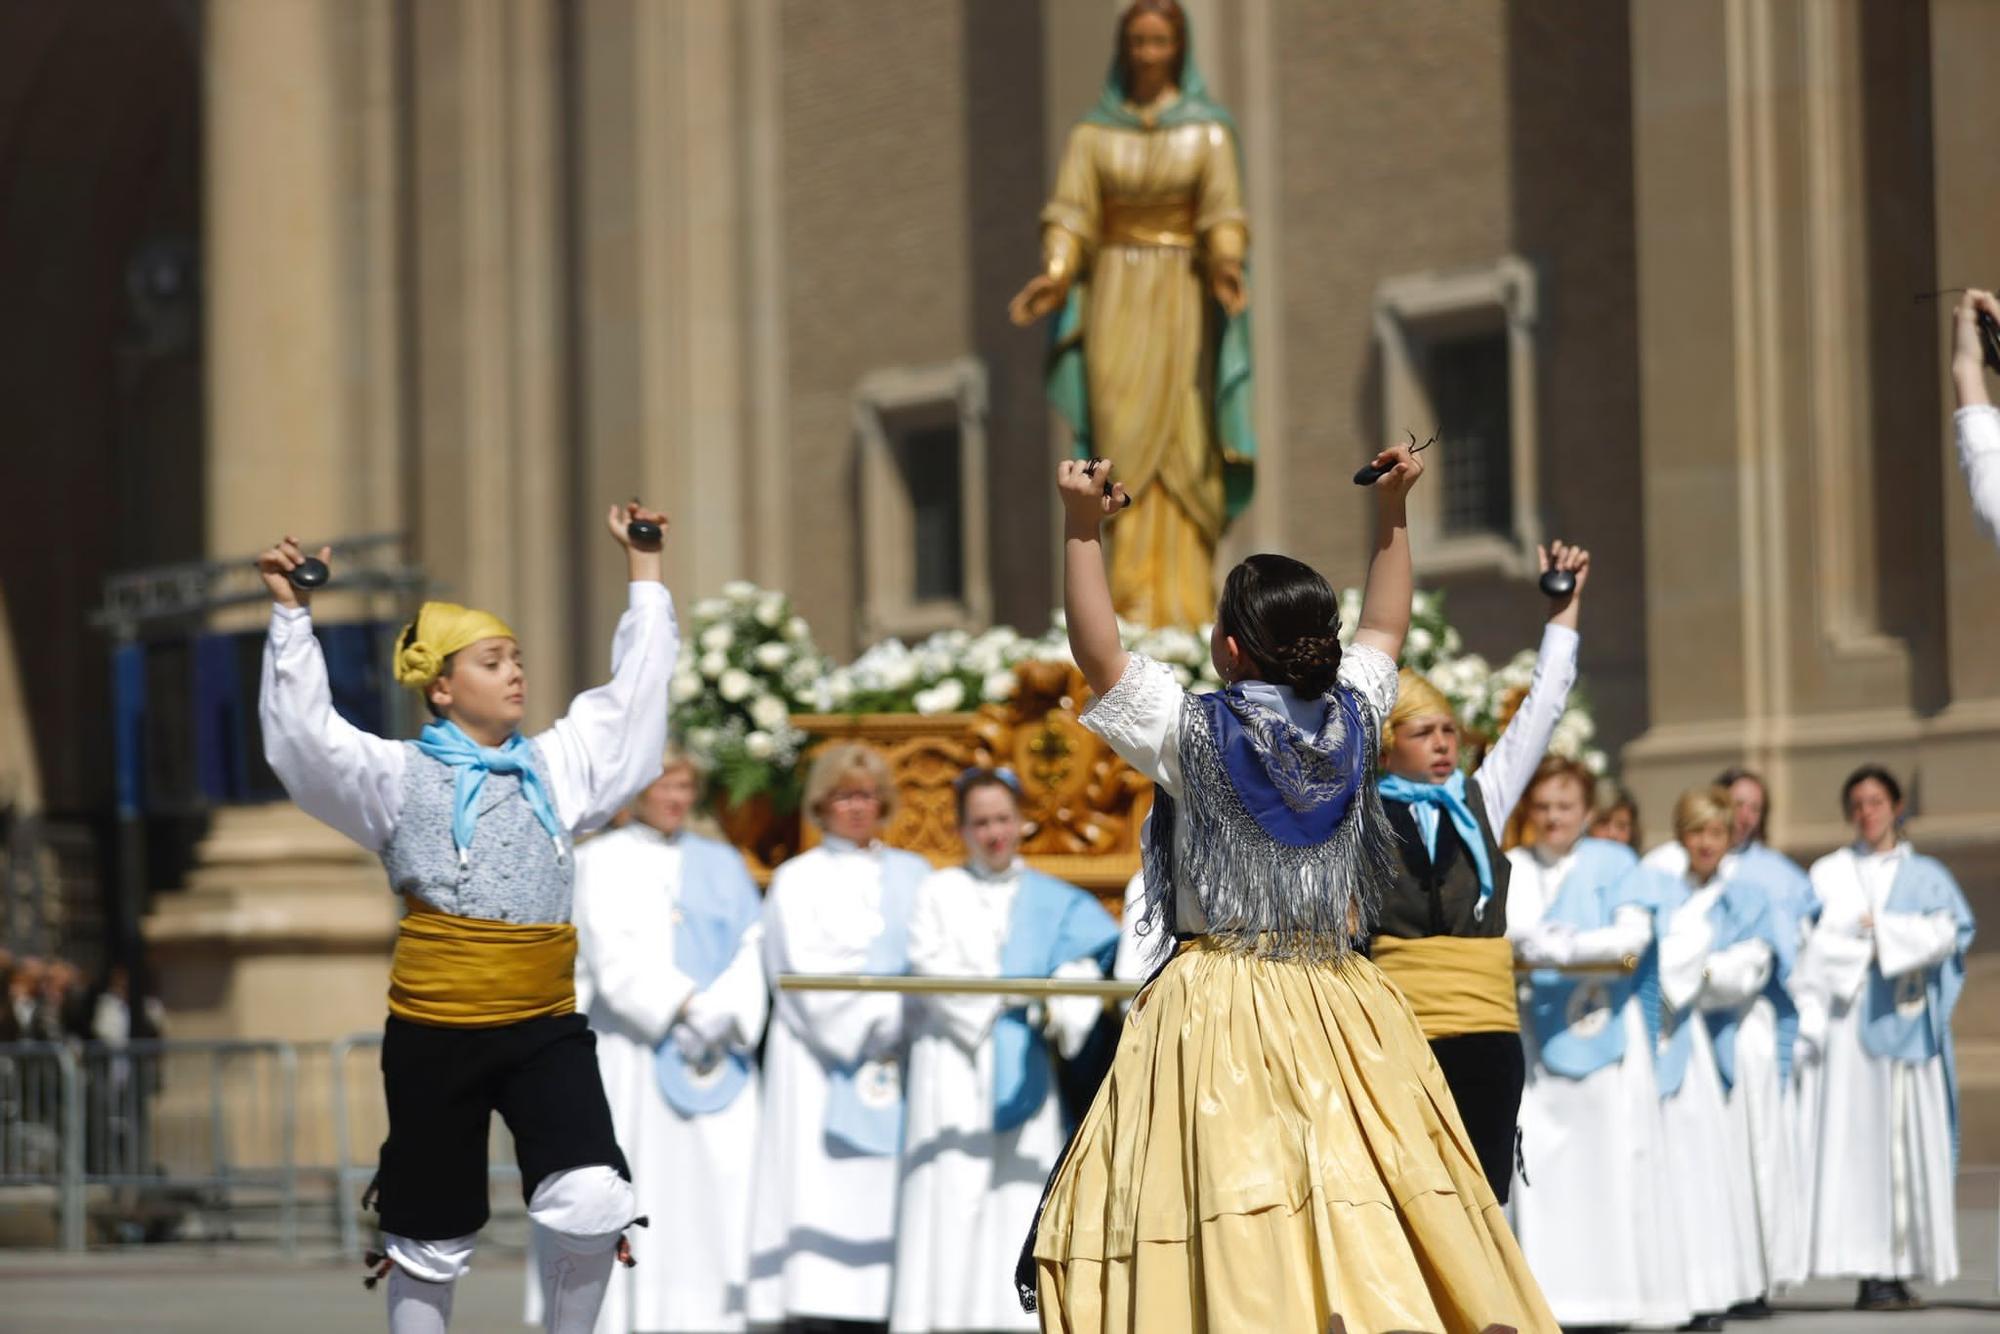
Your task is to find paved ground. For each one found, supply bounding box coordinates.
[0,1243,1994,1333]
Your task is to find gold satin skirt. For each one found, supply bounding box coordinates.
[1031,939,1558,1333]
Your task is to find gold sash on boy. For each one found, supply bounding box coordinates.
[387,896,576,1029]
[1368,935,1519,1038]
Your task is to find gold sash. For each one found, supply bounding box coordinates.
[387,897,577,1029]
[1368,935,1519,1038]
[1101,199,1199,250]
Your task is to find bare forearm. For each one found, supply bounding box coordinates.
[1065,522,1128,697]
[1957,361,1991,409]
[1352,499,1412,658]
[625,547,664,586]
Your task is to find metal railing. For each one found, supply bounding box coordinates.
[0,1040,301,1253]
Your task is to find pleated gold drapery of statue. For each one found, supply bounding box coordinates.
[1039,110,1248,629]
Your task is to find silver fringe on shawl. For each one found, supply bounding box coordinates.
[1136,687,1399,965]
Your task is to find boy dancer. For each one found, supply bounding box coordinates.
[255,502,677,1334]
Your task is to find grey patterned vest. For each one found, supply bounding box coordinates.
[378,741,574,925]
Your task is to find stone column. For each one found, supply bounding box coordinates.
[1622,0,1918,847]
[146,0,402,1045]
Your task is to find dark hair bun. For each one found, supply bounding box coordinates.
[1218,554,1345,697]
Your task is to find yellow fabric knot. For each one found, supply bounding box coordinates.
[392,600,518,690]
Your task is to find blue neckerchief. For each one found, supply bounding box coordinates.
[414,718,565,865]
[1378,770,1496,911]
[1862,852,1974,1160]
[1191,684,1369,848]
[823,846,931,1157]
[993,871,1119,1134]
[654,834,763,1117]
[1522,839,1642,1078]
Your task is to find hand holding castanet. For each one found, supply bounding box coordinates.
[255,537,334,610]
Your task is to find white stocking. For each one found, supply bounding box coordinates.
[528,1166,633,1334]
[383,1231,474,1334]
[386,1268,454,1334]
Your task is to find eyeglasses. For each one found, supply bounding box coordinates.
[825,788,882,806]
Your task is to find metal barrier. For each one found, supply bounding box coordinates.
[2,1040,302,1252]
[0,1041,84,1250]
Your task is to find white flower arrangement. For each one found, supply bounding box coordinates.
[676,581,1609,810]
[670,581,827,809]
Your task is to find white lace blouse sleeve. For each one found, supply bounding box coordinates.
[1955,404,2000,550]
[1078,653,1187,798]
[534,582,680,836]
[1337,643,1400,722]
[258,604,408,851]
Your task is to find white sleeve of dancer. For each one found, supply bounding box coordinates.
[1337,643,1400,721]
[1794,923,1873,1006]
[1078,653,1187,798]
[1046,956,1107,1060]
[259,604,408,851]
[1698,938,1773,1009]
[763,871,905,1069]
[1955,404,2000,549]
[1470,624,1580,830]
[1874,909,1962,980]
[678,920,769,1053]
[536,583,680,836]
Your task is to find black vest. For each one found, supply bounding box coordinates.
[1373,775,1511,940]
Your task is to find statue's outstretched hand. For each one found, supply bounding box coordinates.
[1010,274,1066,327]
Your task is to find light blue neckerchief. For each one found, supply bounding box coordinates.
[414,718,565,867]
[1377,770,1497,913]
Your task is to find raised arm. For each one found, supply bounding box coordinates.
[1470,542,1587,827]
[1350,440,1424,660]
[1060,459,1133,699]
[254,538,406,850]
[536,502,680,834]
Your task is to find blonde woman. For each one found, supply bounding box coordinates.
[746,743,928,1333]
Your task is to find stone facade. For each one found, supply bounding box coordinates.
[0,0,1994,1149]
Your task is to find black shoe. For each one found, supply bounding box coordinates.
[1856,1279,1901,1311]
[1727,1295,1773,1320]
[1679,1316,1727,1332]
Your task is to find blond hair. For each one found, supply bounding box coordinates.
[801,741,900,831]
[1672,785,1732,839]
[1382,668,1455,756]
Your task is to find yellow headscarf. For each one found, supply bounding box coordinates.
[393,601,517,690]
[1383,667,1454,757]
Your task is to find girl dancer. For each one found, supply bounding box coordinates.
[1021,450,1554,1331]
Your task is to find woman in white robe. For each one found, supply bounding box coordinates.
[1797,765,1973,1310]
[1652,788,1773,1331]
[889,769,1118,1333]
[746,743,930,1333]
[525,757,767,1332]
[1504,757,1689,1328]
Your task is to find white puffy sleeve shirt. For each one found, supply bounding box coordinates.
[1955,404,2000,550]
[258,582,679,850]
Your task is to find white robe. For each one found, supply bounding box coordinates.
[1797,843,1962,1283]
[1658,880,1769,1313]
[1503,846,1691,1328]
[889,863,1104,1333]
[522,824,766,1332]
[746,840,911,1325]
[1644,835,1818,1268]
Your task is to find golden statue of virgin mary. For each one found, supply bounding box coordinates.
[1010,0,1255,629]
